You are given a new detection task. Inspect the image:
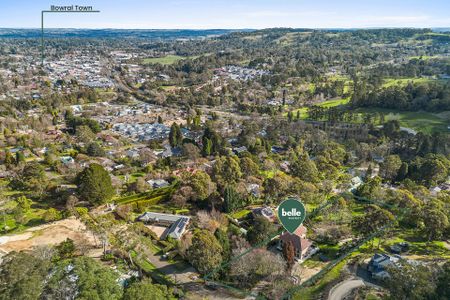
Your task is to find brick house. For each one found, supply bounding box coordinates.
[279,225,314,260]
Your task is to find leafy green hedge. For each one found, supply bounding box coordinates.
[116,182,178,205]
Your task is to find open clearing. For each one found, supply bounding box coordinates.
[288,97,448,133]
[0,217,96,254]
[142,55,189,65]
[287,97,351,119]
[355,108,448,133]
[382,77,449,88]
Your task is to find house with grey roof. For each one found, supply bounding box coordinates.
[147,179,170,189]
[368,253,401,280]
[252,206,274,221]
[137,212,190,240]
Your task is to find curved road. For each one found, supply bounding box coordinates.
[328,278,365,300]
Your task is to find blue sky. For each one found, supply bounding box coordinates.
[1,0,449,29]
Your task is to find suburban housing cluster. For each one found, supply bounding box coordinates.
[214,65,270,81]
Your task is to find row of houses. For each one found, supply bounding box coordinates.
[214,66,270,81]
[113,123,170,141]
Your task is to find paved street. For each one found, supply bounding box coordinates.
[328,278,365,300]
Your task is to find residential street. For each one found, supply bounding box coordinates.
[328,278,365,300]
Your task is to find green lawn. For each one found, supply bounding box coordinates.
[355,107,448,133]
[230,209,251,219]
[142,54,203,65]
[408,55,447,61]
[259,169,280,179]
[159,85,178,91]
[115,184,176,205]
[130,250,157,272]
[379,230,450,258]
[288,96,448,133]
[287,97,350,119]
[0,205,47,233]
[381,77,446,88]
[319,97,350,108]
[291,260,347,300]
[142,55,187,65]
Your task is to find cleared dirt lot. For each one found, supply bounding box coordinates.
[0,217,97,254]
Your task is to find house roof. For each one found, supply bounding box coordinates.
[147,179,170,188]
[294,225,307,236]
[138,212,190,240]
[138,212,188,223]
[166,217,190,239]
[370,253,400,272]
[252,206,274,220]
[280,225,311,251]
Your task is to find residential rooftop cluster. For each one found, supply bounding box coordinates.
[45,53,114,88]
[113,122,170,141]
[214,65,270,81]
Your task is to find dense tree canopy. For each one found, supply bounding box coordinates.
[187,229,223,275]
[76,163,115,205]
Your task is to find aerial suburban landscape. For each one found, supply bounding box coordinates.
[0,1,449,299]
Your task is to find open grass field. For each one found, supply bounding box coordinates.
[142,55,187,65]
[159,85,178,91]
[287,97,351,119]
[381,77,448,88]
[355,107,448,133]
[142,53,206,65]
[319,97,350,108]
[287,96,448,133]
[275,32,303,46]
[409,55,450,61]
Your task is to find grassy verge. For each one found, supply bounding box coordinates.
[291,260,347,299]
[230,209,251,219]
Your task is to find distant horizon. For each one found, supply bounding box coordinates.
[1,26,449,30]
[1,1,449,29]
